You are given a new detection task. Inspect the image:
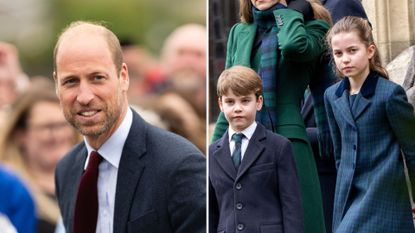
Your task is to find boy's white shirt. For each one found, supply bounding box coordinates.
[228,121,257,161]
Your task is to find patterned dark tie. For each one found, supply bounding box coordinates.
[73,151,102,233]
[232,133,244,167]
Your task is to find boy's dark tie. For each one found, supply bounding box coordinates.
[232,133,244,167]
[73,151,103,233]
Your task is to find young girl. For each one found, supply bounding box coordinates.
[324,16,415,232]
[211,1,332,232]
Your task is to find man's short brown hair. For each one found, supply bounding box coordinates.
[217,66,263,98]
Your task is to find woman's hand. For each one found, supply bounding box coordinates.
[287,0,314,21]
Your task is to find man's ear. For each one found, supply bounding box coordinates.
[53,71,60,98]
[120,63,129,92]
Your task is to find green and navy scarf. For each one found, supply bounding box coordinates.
[253,3,285,132]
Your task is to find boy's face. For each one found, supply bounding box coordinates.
[219,90,263,132]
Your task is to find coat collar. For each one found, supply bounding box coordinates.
[212,123,267,180]
[236,123,266,180]
[233,23,257,67]
[113,109,147,233]
[335,71,379,98]
[213,130,238,180]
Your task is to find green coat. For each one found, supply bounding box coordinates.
[212,9,329,233]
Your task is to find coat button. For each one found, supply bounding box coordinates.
[235,183,242,190]
[236,203,243,210]
[237,224,244,231]
[353,145,357,150]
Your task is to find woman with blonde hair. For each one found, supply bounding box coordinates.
[0,79,80,233]
[210,0,332,232]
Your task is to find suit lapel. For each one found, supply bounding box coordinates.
[113,111,147,233]
[234,24,257,66]
[334,90,356,127]
[213,131,237,180]
[351,94,371,120]
[236,124,265,180]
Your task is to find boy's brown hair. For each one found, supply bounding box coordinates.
[217,66,263,99]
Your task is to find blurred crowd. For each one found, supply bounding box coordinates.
[0,23,206,233]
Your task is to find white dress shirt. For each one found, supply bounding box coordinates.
[228,122,257,161]
[84,108,133,233]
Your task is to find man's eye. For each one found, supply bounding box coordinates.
[94,75,105,80]
[62,79,77,86]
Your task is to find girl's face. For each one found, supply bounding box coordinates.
[331,31,375,81]
[251,0,280,11]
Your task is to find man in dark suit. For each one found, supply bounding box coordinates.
[53,21,205,233]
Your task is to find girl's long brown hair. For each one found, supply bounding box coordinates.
[326,16,389,79]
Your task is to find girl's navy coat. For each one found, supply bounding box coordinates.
[324,72,415,233]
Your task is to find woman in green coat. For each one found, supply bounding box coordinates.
[211,0,332,232]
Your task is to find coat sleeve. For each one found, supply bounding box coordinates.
[225,23,239,69]
[386,85,415,192]
[273,8,329,62]
[167,153,206,233]
[324,89,342,169]
[277,138,304,233]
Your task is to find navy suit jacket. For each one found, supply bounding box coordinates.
[209,123,303,233]
[55,109,206,233]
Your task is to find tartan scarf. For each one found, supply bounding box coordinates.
[253,4,285,132]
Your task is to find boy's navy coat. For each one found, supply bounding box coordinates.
[209,123,303,233]
[324,72,415,233]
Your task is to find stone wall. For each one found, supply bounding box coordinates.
[362,0,415,64]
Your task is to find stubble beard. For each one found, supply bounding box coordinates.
[64,96,122,138]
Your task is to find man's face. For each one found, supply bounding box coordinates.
[54,32,129,144]
[219,90,263,132]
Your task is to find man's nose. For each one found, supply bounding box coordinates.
[76,82,94,105]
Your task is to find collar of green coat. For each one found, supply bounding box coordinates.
[335,71,379,98]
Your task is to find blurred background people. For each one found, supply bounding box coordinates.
[0,165,36,233]
[158,23,207,153]
[0,42,29,130]
[0,79,80,233]
[121,41,169,106]
[160,23,207,119]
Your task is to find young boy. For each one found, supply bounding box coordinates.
[209,66,303,233]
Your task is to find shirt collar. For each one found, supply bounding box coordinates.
[85,107,133,169]
[228,121,257,142]
[335,71,379,98]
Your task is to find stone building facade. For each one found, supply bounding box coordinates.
[362,0,415,64]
